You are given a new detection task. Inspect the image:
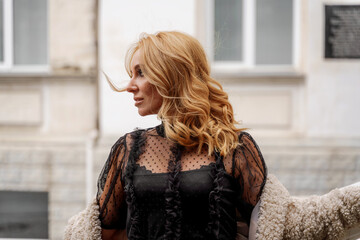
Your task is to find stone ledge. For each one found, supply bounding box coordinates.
[212,68,305,84]
[0,73,96,82]
[0,133,96,148]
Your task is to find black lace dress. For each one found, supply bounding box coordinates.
[97,125,267,240]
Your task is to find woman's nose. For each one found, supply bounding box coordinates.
[126,79,138,93]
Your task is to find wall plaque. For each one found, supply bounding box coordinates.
[325,5,360,59]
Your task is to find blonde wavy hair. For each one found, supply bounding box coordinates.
[125,31,242,156]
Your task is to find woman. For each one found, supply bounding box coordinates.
[65,31,360,240]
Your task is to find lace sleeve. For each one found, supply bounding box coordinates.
[96,134,129,229]
[233,132,267,223]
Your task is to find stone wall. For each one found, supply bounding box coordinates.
[0,139,88,239]
[49,0,97,74]
[262,143,360,195]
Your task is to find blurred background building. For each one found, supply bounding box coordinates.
[0,0,359,239]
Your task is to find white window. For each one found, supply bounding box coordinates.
[208,0,301,74]
[0,0,48,72]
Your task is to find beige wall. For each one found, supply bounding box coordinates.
[49,0,97,75]
[0,0,98,135]
[0,0,98,239]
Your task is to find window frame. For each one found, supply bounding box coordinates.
[206,0,302,75]
[0,0,49,73]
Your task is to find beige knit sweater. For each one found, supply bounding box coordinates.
[64,174,360,240]
[256,175,360,240]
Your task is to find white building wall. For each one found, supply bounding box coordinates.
[306,0,360,138]
[99,0,196,135]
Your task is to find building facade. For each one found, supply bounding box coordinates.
[0,0,359,239]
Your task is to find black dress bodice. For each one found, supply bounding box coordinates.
[132,163,238,240]
[97,125,267,240]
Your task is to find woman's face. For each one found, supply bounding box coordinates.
[126,50,163,116]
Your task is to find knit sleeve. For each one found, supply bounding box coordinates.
[283,185,360,239]
[256,174,360,240]
[96,134,130,229]
[233,132,267,223]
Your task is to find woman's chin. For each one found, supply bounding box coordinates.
[138,108,159,117]
[138,109,152,116]
[138,111,147,116]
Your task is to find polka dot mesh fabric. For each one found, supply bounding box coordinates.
[136,128,220,173]
[96,125,267,237]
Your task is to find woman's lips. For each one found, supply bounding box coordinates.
[134,98,144,106]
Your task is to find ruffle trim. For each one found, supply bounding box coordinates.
[156,123,166,138]
[164,144,183,240]
[206,151,225,240]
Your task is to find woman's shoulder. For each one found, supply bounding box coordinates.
[126,124,164,139]
[233,131,267,206]
[234,131,267,171]
[112,124,164,148]
[238,131,262,151]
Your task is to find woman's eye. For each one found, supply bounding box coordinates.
[137,69,144,77]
